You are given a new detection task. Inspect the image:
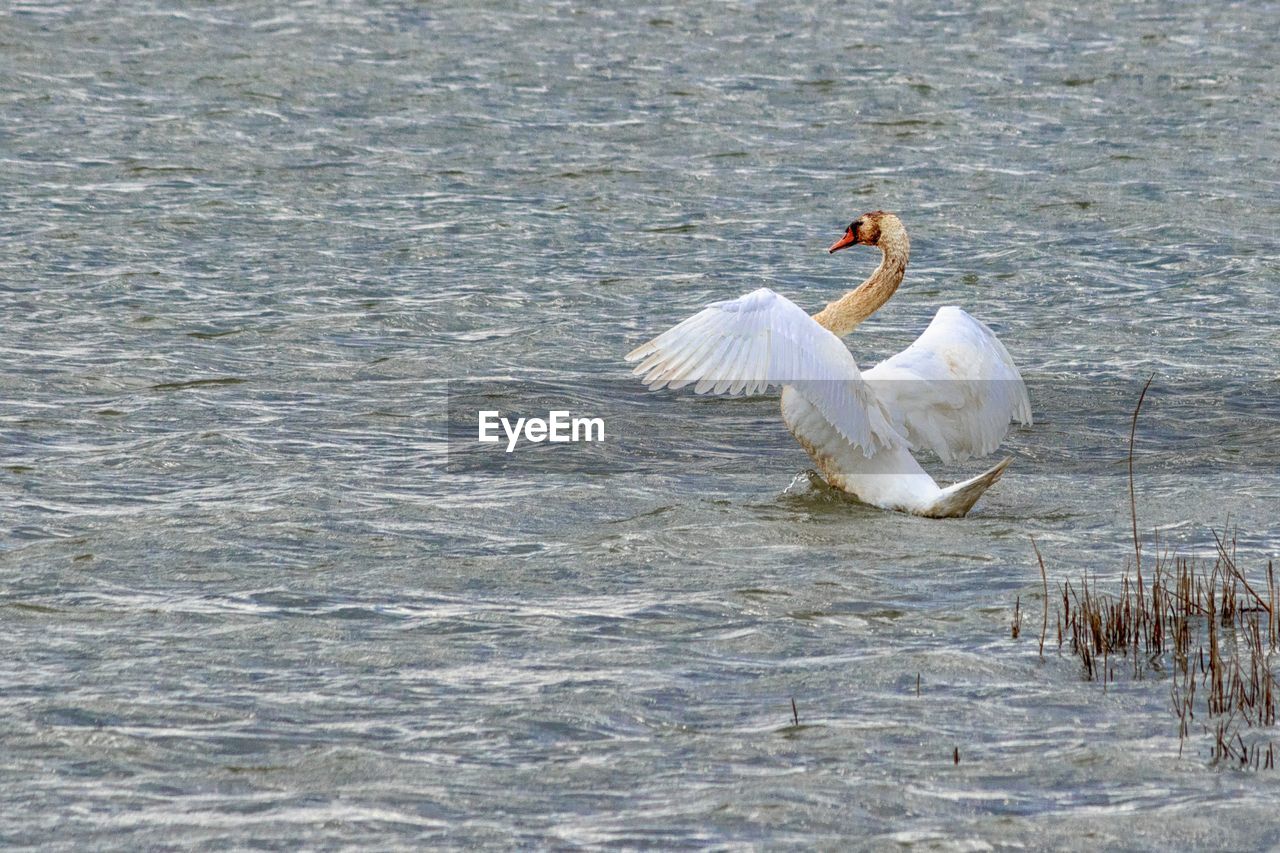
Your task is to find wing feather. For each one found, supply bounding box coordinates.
[625,287,900,456]
[862,306,1031,464]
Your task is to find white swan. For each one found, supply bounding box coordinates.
[625,211,1031,518]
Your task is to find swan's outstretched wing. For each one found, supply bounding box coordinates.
[862,306,1031,464]
[625,287,900,456]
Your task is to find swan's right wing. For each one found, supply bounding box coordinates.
[862,306,1031,463]
[625,287,900,456]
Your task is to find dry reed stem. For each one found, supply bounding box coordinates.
[1129,375,1153,623]
[1033,537,1048,659]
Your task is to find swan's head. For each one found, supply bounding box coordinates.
[829,210,895,253]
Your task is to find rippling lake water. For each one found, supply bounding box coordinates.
[3,1,1279,848]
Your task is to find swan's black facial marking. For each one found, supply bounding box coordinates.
[829,221,860,253]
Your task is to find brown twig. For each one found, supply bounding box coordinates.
[1129,374,1154,631]
[1032,536,1048,659]
[1211,526,1271,614]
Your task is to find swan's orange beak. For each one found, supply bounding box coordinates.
[828,227,857,254]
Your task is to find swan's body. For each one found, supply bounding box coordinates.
[625,211,1031,518]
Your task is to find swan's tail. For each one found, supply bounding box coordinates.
[918,457,1011,519]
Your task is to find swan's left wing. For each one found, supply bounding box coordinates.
[862,306,1031,464]
[624,287,900,456]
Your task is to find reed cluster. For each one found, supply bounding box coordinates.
[1027,378,1278,767]
[1048,532,1277,767]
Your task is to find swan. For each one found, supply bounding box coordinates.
[624,211,1031,518]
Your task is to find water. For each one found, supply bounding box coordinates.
[3,1,1279,847]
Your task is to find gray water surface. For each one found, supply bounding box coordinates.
[3,1,1280,848]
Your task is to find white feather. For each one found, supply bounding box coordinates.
[862,306,1032,464]
[625,287,901,456]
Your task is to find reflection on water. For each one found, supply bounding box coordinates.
[2,0,1279,847]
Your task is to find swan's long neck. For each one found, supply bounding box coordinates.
[813,219,909,337]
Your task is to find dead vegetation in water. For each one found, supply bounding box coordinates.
[1028,377,1279,768]
[1049,531,1278,767]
